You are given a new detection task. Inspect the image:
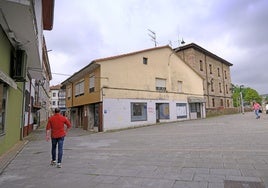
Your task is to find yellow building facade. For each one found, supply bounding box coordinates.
[62,46,206,132]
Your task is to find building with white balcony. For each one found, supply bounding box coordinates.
[50,84,66,115]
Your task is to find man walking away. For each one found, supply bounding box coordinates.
[46,108,71,168]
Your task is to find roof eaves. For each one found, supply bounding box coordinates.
[61,61,97,85]
[175,43,233,66]
[94,45,171,63]
[42,0,55,30]
[61,45,172,85]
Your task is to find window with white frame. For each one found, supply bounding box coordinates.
[176,103,187,119]
[131,102,147,121]
[155,78,166,92]
[89,74,95,93]
[75,79,84,97]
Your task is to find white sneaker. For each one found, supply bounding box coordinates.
[50,160,56,166]
[57,163,62,168]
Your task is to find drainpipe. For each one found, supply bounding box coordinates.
[167,51,175,92]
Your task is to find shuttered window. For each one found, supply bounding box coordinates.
[75,79,84,97]
[155,78,166,92]
[67,87,71,99]
[89,75,95,93]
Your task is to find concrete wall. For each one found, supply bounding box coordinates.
[102,98,189,131]
[99,46,204,98]
[0,27,22,155]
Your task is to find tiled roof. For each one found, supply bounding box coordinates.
[50,84,61,90]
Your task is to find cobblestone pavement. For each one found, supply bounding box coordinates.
[0,112,268,188]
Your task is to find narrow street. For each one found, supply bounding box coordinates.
[0,112,268,188]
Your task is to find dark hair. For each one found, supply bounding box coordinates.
[54,108,60,113]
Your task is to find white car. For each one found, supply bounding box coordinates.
[265,104,268,114]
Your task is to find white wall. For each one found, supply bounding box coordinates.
[34,0,43,64]
[102,98,189,131]
[51,90,59,109]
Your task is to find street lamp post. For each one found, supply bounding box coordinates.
[240,85,244,114]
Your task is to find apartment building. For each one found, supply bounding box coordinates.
[0,0,54,155]
[175,43,233,109]
[62,45,206,132]
[49,84,66,115]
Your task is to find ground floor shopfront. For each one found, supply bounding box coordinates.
[68,97,206,132]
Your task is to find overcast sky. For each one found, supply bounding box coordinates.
[44,0,268,94]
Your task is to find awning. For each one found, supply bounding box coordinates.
[188,97,206,103]
[0,69,17,89]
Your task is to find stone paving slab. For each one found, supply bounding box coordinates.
[0,140,28,175]
[0,112,268,188]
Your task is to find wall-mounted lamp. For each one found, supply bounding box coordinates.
[180,38,185,45]
[35,78,46,86]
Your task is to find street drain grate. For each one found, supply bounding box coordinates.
[224,180,265,188]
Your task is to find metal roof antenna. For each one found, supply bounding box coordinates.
[178,34,185,47]
[148,29,157,47]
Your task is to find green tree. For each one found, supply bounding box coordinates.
[243,88,261,104]
[231,84,244,107]
[232,91,240,107]
[231,84,261,107]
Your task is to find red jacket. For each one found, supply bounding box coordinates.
[46,113,71,138]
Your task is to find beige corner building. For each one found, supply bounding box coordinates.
[175,43,233,109]
[62,45,206,132]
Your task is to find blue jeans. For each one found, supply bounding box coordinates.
[255,110,260,118]
[51,137,65,163]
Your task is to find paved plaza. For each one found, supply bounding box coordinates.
[0,112,268,188]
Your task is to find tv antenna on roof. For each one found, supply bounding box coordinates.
[169,35,186,48]
[148,29,158,47]
[178,35,185,47]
